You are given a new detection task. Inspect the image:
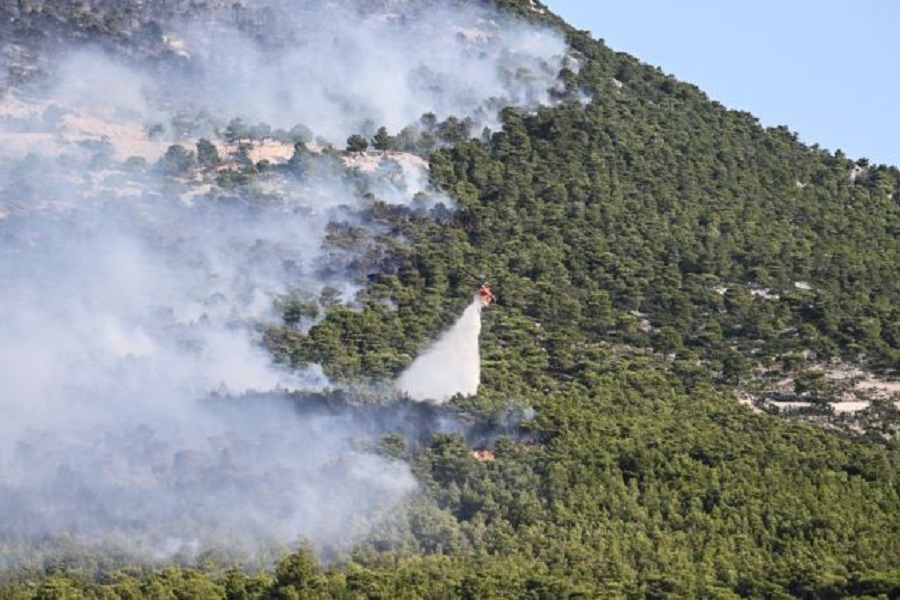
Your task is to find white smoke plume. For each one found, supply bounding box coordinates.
[0,0,572,564]
[163,0,571,143]
[396,298,482,403]
[0,155,419,562]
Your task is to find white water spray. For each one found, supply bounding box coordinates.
[396,298,483,403]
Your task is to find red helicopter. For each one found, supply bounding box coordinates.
[465,270,500,309]
[478,282,497,308]
[466,272,497,308]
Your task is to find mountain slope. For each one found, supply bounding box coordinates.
[1,0,899,598]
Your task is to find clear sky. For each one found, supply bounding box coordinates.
[543,1,899,167]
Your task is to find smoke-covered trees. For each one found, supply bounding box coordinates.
[6,377,899,597]
[279,296,320,331]
[346,133,369,153]
[372,126,393,151]
[158,143,196,175]
[196,138,220,168]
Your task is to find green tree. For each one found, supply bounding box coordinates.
[372,126,393,151]
[158,144,196,176]
[346,134,369,153]
[196,138,220,169]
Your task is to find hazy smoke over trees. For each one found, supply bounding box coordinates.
[0,0,572,562]
[165,0,571,142]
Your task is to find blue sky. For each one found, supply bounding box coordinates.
[544,1,899,167]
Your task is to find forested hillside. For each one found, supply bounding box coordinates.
[1,0,899,598]
[266,3,900,431]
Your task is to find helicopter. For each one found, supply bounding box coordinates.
[466,271,497,308]
[478,281,496,308]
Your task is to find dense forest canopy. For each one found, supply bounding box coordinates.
[1,0,899,598]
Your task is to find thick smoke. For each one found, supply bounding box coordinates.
[0,155,417,561]
[0,0,571,564]
[396,299,483,403]
[164,0,570,142]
